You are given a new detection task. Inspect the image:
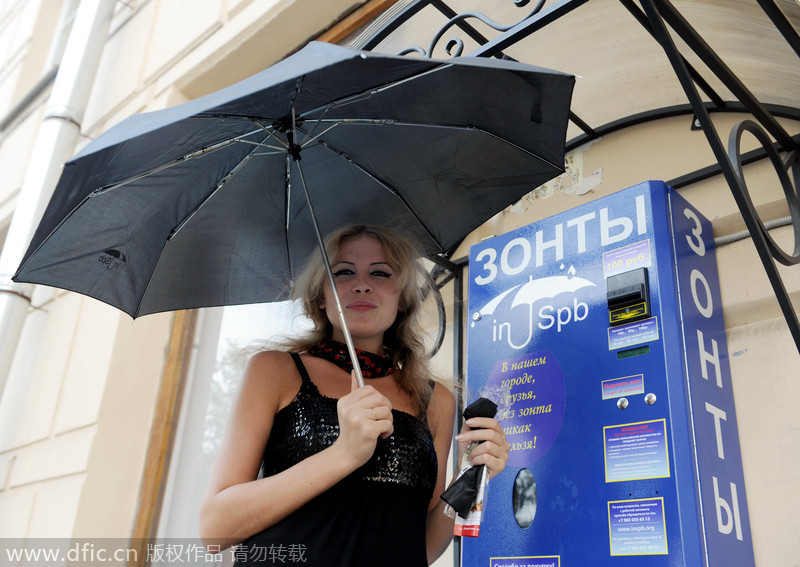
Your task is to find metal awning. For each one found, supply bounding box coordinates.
[348,0,800,354]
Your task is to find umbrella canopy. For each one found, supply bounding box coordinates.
[13,41,574,320]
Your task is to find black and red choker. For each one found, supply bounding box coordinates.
[307,339,394,378]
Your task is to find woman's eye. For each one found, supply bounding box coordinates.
[371,270,392,278]
[333,268,354,277]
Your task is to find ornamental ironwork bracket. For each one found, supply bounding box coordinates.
[639,0,800,354]
[395,0,548,58]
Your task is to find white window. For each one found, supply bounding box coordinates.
[155,302,312,551]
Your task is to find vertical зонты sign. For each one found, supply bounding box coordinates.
[669,190,755,566]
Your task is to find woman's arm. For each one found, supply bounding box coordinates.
[424,384,457,563]
[199,351,393,550]
[425,386,510,564]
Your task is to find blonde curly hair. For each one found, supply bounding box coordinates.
[286,225,435,409]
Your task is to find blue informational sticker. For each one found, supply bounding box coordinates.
[604,420,670,482]
[601,374,645,399]
[608,498,668,556]
[608,317,659,350]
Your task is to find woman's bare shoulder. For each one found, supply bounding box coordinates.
[242,350,302,410]
[426,381,456,436]
[247,348,293,368]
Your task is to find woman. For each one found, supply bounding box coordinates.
[199,225,509,566]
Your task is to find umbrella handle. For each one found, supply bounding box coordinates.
[293,160,366,388]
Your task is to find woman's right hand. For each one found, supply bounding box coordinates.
[201,354,395,551]
[332,372,394,468]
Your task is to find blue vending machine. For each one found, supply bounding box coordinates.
[464,181,755,567]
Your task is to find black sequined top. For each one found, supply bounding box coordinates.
[234,353,438,567]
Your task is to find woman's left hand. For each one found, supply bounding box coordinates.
[455,417,510,480]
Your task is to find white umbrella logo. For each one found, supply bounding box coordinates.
[473,265,596,349]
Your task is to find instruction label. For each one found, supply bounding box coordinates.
[490,557,560,567]
[608,498,668,555]
[486,350,566,468]
[604,419,670,482]
[608,317,659,350]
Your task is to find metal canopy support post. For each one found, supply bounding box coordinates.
[756,0,800,58]
[618,0,726,107]
[639,0,800,354]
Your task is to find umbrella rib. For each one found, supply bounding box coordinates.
[89,128,265,197]
[238,141,286,153]
[302,120,562,171]
[18,135,267,277]
[13,192,95,276]
[297,116,564,255]
[297,69,439,146]
[297,63,451,128]
[308,135,445,253]
[283,151,292,241]
[298,121,342,149]
[168,144,262,240]
[252,120,289,148]
[296,64,460,147]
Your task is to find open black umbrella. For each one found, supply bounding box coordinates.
[13,41,574,384]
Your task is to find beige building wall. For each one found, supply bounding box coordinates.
[0,1,798,566]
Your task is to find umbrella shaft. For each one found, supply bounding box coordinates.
[294,160,366,388]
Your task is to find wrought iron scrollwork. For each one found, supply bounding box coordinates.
[638,0,800,353]
[728,120,800,267]
[397,0,546,58]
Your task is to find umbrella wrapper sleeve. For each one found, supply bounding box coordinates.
[441,395,507,537]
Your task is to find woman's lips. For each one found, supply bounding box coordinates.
[347,300,377,312]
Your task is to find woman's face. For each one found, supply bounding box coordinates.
[321,235,402,352]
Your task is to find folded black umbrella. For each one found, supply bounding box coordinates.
[441,397,498,518]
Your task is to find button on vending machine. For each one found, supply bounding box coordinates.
[464,181,754,567]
